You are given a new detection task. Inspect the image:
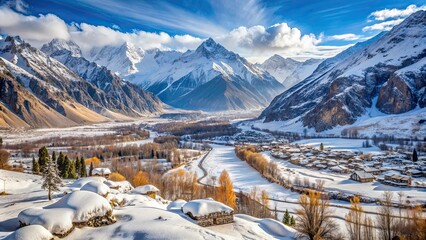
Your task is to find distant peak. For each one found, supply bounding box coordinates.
[41,38,82,57]
[5,36,23,44]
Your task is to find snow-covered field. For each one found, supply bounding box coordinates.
[0,170,296,239]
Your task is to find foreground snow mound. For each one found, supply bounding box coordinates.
[69,177,107,188]
[18,208,74,235]
[104,180,134,193]
[132,184,159,195]
[167,199,187,210]
[48,191,112,222]
[4,225,53,240]
[235,214,297,238]
[81,181,110,196]
[182,199,233,217]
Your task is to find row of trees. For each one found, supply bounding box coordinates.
[32,147,87,179]
[235,146,279,179]
[294,190,426,240]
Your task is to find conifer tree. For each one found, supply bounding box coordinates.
[38,146,49,170]
[290,216,296,226]
[51,151,56,164]
[412,149,418,162]
[41,155,62,200]
[32,156,39,174]
[63,155,71,179]
[320,143,324,151]
[57,152,65,176]
[68,160,77,179]
[283,209,291,225]
[89,161,94,176]
[80,157,87,177]
[75,157,81,178]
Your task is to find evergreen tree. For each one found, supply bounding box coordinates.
[0,137,3,148]
[80,157,87,177]
[89,161,94,176]
[41,156,62,200]
[38,146,49,170]
[283,209,291,225]
[75,157,81,178]
[413,149,418,162]
[290,215,296,226]
[32,156,39,174]
[320,143,324,151]
[62,156,71,179]
[68,160,77,179]
[57,152,65,176]
[51,151,56,164]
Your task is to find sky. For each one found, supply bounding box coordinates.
[0,0,425,62]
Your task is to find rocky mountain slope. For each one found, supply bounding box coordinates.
[0,36,162,128]
[259,55,322,89]
[88,38,285,111]
[261,10,426,132]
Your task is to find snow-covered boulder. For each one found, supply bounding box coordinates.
[18,191,114,236]
[92,168,111,176]
[235,214,297,238]
[182,199,233,218]
[69,177,107,188]
[18,208,74,236]
[4,225,54,240]
[105,180,134,193]
[132,185,160,195]
[167,199,187,210]
[81,181,110,196]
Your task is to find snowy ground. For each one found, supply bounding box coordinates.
[0,170,296,239]
[292,138,382,154]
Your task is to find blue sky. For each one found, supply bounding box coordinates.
[0,0,425,61]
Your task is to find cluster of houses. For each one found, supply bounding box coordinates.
[269,143,426,188]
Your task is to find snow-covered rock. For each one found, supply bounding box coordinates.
[80,181,110,196]
[69,177,107,189]
[3,225,54,240]
[182,199,233,217]
[132,185,160,195]
[104,180,134,193]
[18,208,74,235]
[167,199,187,210]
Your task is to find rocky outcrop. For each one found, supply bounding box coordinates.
[377,74,417,114]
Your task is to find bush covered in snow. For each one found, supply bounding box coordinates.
[132,184,160,195]
[105,180,134,193]
[81,181,110,197]
[4,225,54,240]
[69,176,107,188]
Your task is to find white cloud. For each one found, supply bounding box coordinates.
[217,23,323,61]
[369,4,426,21]
[0,7,70,46]
[327,33,362,41]
[362,18,404,32]
[0,0,28,13]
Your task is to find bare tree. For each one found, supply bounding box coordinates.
[376,191,397,240]
[296,190,340,240]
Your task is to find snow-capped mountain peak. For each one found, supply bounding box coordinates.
[41,39,82,57]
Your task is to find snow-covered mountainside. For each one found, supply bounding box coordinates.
[261,10,426,133]
[0,36,162,128]
[89,38,285,111]
[259,55,322,89]
[41,39,162,116]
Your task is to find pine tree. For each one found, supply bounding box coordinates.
[57,152,65,176]
[412,149,418,162]
[75,157,81,178]
[283,209,291,225]
[38,146,49,170]
[62,156,71,179]
[68,160,77,179]
[80,157,87,177]
[41,155,62,200]
[89,162,94,176]
[51,151,56,164]
[32,156,39,174]
[290,215,296,226]
[320,143,324,151]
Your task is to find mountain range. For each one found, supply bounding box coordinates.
[261,10,426,133]
[88,38,285,111]
[0,36,162,128]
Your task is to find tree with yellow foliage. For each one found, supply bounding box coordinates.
[296,190,340,240]
[217,170,236,209]
[133,171,149,187]
[346,196,368,240]
[85,157,101,168]
[109,172,126,181]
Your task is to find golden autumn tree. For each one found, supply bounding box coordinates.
[109,172,126,181]
[296,190,340,240]
[217,170,236,209]
[346,196,365,240]
[133,171,149,187]
[85,157,101,168]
